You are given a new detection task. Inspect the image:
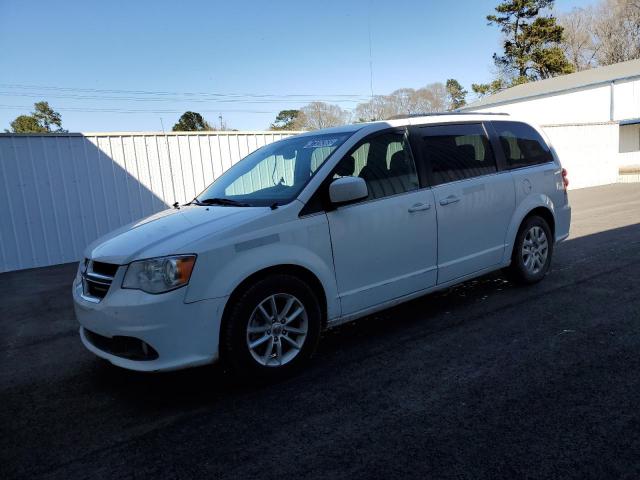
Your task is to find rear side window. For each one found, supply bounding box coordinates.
[420,123,497,186]
[492,121,553,168]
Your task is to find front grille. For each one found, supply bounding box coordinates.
[81,260,118,302]
[85,275,112,299]
[91,261,118,277]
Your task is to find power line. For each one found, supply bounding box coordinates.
[0,82,370,118]
[0,104,273,114]
[0,91,368,104]
[0,83,369,101]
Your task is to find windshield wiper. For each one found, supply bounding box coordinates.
[194,197,251,207]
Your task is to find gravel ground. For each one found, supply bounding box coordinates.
[1,183,639,480]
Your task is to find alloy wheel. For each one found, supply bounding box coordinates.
[522,225,549,275]
[246,293,308,367]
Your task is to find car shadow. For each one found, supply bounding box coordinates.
[80,270,514,412]
[82,221,640,408]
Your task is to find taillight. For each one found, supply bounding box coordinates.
[561,168,569,190]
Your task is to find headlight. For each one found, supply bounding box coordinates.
[122,255,196,294]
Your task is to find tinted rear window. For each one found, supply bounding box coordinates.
[492,121,553,168]
[420,123,497,185]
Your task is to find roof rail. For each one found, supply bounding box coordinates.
[386,112,510,120]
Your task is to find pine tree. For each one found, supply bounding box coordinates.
[474,0,574,96]
[445,79,468,110]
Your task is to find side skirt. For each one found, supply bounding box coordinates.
[326,262,510,328]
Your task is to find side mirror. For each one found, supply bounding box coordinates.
[329,176,368,205]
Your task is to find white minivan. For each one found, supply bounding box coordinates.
[73,113,571,379]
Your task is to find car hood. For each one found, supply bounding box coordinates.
[84,205,267,265]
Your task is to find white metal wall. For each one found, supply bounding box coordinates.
[0,132,295,273]
[619,124,640,167]
[542,123,621,190]
[612,77,640,122]
[472,84,612,125]
[467,77,640,125]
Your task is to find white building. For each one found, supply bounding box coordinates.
[463,59,640,189]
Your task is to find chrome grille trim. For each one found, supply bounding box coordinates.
[84,271,113,282]
[81,260,117,302]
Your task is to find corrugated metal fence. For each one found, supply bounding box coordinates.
[0,132,296,273]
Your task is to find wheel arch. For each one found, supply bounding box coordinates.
[221,264,329,334]
[524,206,555,238]
[504,195,557,264]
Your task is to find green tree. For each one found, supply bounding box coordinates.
[471,79,508,97]
[10,115,48,133]
[474,0,574,94]
[8,101,65,133]
[32,101,63,131]
[270,110,300,130]
[172,111,213,131]
[445,79,468,110]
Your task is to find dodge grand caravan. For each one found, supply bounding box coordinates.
[73,113,571,379]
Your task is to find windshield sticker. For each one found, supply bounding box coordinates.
[303,138,340,149]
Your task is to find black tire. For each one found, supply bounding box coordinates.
[221,274,322,381]
[507,215,553,285]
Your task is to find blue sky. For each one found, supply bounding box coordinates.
[0,0,596,132]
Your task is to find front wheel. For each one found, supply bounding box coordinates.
[221,274,322,381]
[507,216,553,284]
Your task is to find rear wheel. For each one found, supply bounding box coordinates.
[222,274,322,381]
[507,215,553,284]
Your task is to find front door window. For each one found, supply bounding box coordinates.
[333,132,419,201]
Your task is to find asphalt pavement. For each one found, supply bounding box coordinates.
[1,183,639,479]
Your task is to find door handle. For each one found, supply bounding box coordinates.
[408,202,431,213]
[439,195,460,206]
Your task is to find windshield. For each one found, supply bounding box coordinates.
[195,132,352,207]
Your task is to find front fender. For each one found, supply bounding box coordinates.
[215,244,337,317]
[184,214,339,321]
[502,193,556,264]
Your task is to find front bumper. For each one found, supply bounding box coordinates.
[73,277,228,372]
